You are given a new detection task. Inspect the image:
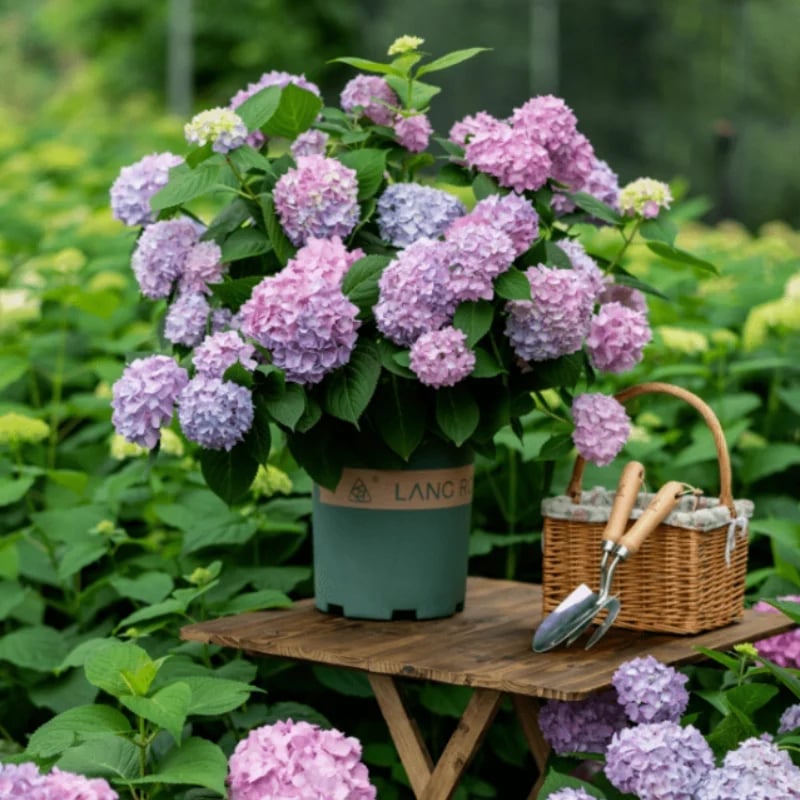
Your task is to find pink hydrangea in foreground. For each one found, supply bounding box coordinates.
[510,94,578,153]
[558,238,605,299]
[409,327,476,388]
[446,220,515,302]
[597,281,648,313]
[571,393,631,466]
[0,763,118,800]
[340,74,398,126]
[193,330,258,377]
[587,301,652,373]
[291,129,329,159]
[753,595,800,668]
[273,155,360,246]
[284,236,364,286]
[179,240,225,294]
[228,719,376,800]
[178,375,254,451]
[131,218,200,299]
[612,655,689,723]
[111,355,189,448]
[394,112,432,152]
[544,790,595,800]
[110,151,183,227]
[448,110,497,148]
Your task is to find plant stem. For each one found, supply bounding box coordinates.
[605,219,642,275]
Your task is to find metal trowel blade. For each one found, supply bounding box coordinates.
[532,584,598,652]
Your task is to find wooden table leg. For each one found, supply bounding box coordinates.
[511,695,552,800]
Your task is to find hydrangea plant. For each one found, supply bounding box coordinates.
[109,36,715,498]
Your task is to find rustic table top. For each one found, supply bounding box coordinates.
[180,577,793,700]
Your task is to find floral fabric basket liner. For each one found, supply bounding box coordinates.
[540,382,752,635]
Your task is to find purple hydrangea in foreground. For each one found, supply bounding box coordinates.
[178,375,253,450]
[544,790,595,800]
[273,155,360,246]
[448,110,497,148]
[558,238,605,299]
[779,703,800,734]
[110,151,183,227]
[0,762,47,797]
[538,689,628,755]
[179,240,225,294]
[164,292,210,347]
[597,281,648,313]
[446,220,515,302]
[340,74,398,126]
[409,326,476,388]
[45,767,119,800]
[377,183,465,248]
[193,330,258,377]
[131,218,200,299]
[510,94,578,154]
[695,735,800,800]
[753,595,800,668]
[604,721,714,800]
[394,113,432,152]
[587,301,652,373]
[504,265,594,361]
[612,655,689,723]
[227,719,376,800]
[571,393,631,467]
[291,129,329,159]
[111,355,188,448]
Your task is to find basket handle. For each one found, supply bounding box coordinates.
[566,381,736,516]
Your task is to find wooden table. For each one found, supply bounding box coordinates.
[180,577,793,799]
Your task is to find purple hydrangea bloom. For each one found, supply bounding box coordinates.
[558,238,605,299]
[0,762,47,797]
[377,183,466,248]
[238,263,360,385]
[779,703,800,734]
[284,236,364,286]
[394,113,432,152]
[227,719,376,800]
[545,789,596,800]
[374,238,457,346]
[695,735,800,800]
[179,241,225,294]
[465,118,551,193]
[193,330,258,377]
[291,129,329,159]
[753,595,800,668]
[273,155,360,246]
[110,151,183,227]
[445,220,515,302]
[212,306,235,333]
[553,155,620,216]
[597,281,648,313]
[587,301,652,373]
[612,655,690,724]
[164,292,210,347]
[550,131,596,194]
[340,74,398,126]
[111,355,188,448]
[131,218,200,299]
[409,326,475,388]
[504,265,595,361]
[604,721,714,800]
[571,393,631,467]
[447,192,539,257]
[538,689,628,755]
[449,110,499,148]
[178,375,253,451]
[45,768,119,800]
[510,95,579,153]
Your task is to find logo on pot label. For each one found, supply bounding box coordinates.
[319,465,474,510]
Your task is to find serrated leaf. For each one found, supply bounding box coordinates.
[416,47,490,77]
[220,227,272,261]
[235,84,281,131]
[494,268,531,301]
[57,539,109,580]
[535,433,574,461]
[259,193,296,266]
[262,84,323,140]
[227,145,273,174]
[610,270,671,300]
[110,573,174,604]
[84,640,157,697]
[129,737,228,795]
[56,735,140,782]
[337,148,388,201]
[151,161,224,210]
[117,597,185,628]
[213,589,292,615]
[202,197,253,241]
[453,300,494,347]
[262,381,306,431]
[342,254,391,315]
[120,682,191,743]
[471,348,506,378]
[323,340,381,425]
[436,386,479,446]
[199,445,259,506]
[0,625,68,671]
[566,191,624,224]
[27,705,133,758]
[639,215,678,245]
[545,240,573,269]
[646,241,718,273]
[181,676,260,716]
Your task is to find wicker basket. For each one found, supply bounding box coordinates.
[541,382,752,635]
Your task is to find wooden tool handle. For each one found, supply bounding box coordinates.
[618,480,684,556]
[603,461,645,545]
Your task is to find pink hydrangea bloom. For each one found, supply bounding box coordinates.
[0,762,48,797]
[290,129,329,159]
[340,75,398,126]
[273,155,360,246]
[179,240,225,294]
[193,330,258,377]
[178,374,254,451]
[510,94,579,153]
[553,155,620,216]
[550,131,596,193]
[448,110,498,148]
[131,218,200,299]
[394,113,432,152]
[409,326,476,388]
[558,238,605,299]
[504,265,595,361]
[587,301,652,373]
[753,596,800,668]
[571,393,631,466]
[46,767,118,800]
[110,151,183,227]
[284,236,364,286]
[445,220,515,302]
[164,292,210,347]
[227,719,376,800]
[597,281,648,313]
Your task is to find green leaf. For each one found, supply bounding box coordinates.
[234,84,281,131]
[416,47,491,77]
[537,770,606,800]
[0,355,29,391]
[262,701,330,728]
[150,161,224,210]
[0,625,68,671]
[323,340,381,425]
[528,352,585,390]
[419,684,472,717]
[262,381,306,431]
[227,144,274,174]
[494,267,531,301]
[262,84,323,139]
[375,378,426,460]
[472,172,499,201]
[342,254,391,315]
[120,682,191,743]
[312,665,373,697]
[646,241,718,273]
[535,433,575,461]
[286,424,344,490]
[766,598,800,623]
[471,348,506,378]
[545,240,574,269]
[453,300,494,347]
[753,656,800,700]
[330,56,400,76]
[377,338,415,378]
[220,227,272,261]
[740,443,800,484]
[242,397,272,464]
[209,275,261,311]
[260,193,296,266]
[199,446,259,505]
[31,504,111,544]
[56,735,140,782]
[84,640,158,698]
[385,75,441,109]
[611,270,671,300]
[117,598,185,628]
[337,148,388,201]
[129,737,228,795]
[110,573,174,604]
[180,676,260,716]
[639,215,678,245]
[203,197,253,241]
[0,476,34,506]
[693,646,741,672]
[566,191,624,224]
[724,683,779,717]
[213,589,292,615]
[27,705,133,759]
[57,538,109,580]
[0,581,29,618]
[706,711,752,758]
[436,386,480,446]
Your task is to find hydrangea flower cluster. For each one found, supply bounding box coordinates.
[571,393,632,466]
[110,151,183,226]
[291,128,329,158]
[409,327,476,388]
[178,374,254,451]
[184,108,248,153]
[779,702,800,734]
[445,221,515,302]
[545,790,596,800]
[193,330,258,377]
[131,218,201,299]
[619,177,673,218]
[227,719,376,800]
[164,291,210,347]
[340,74,398,126]
[587,301,652,373]
[611,655,689,723]
[0,762,118,799]
[376,183,466,248]
[752,595,800,667]
[394,113,432,152]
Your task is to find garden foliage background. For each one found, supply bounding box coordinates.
[1,1,799,797]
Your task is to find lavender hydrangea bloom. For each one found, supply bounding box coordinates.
[290,129,329,159]
[597,281,648,313]
[604,721,714,800]
[571,393,631,467]
[587,302,652,373]
[538,689,628,755]
[447,192,539,257]
[374,238,457,346]
[184,108,248,153]
[193,331,258,377]
[273,155,360,246]
[227,719,376,800]
[164,292,210,347]
[377,183,466,248]
[179,241,225,294]
[753,595,800,668]
[612,655,690,723]
[394,113,432,152]
[550,131,596,194]
[409,327,475,388]
[504,265,595,361]
[46,768,119,800]
[340,74,398,126]
[446,220,515,302]
[695,736,800,800]
[558,238,605,299]
[110,151,183,227]
[779,703,800,733]
[178,375,254,451]
[545,789,596,800]
[0,762,47,796]
[131,218,200,299]
[111,356,188,448]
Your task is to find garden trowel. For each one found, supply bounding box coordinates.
[532,460,645,652]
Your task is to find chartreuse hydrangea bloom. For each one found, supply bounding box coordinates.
[388,35,424,55]
[619,177,673,218]
[184,107,248,153]
[0,413,50,446]
[251,464,293,498]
